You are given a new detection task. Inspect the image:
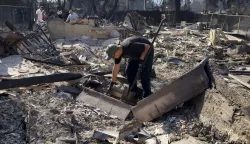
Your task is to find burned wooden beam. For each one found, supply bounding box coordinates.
[0,73,82,90]
[229,70,250,75]
[228,74,250,89]
[23,55,68,66]
[4,21,17,31]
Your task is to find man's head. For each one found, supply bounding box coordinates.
[105,44,120,60]
[40,6,44,11]
[69,10,73,14]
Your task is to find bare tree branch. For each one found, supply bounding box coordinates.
[69,0,74,10]
[101,0,109,18]
[62,0,66,10]
[106,0,119,20]
[92,0,98,15]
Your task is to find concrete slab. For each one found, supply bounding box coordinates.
[193,88,250,142]
[48,18,126,40]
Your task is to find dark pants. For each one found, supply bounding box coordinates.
[125,47,154,98]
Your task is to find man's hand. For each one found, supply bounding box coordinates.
[138,59,144,73]
[107,81,115,94]
[139,44,150,61]
[138,59,144,69]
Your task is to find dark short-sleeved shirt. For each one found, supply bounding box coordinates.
[114,36,152,64]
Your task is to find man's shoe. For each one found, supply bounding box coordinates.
[136,88,144,100]
[143,92,153,98]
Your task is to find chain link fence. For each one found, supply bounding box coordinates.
[0,5,34,30]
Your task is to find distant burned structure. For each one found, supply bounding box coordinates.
[0,0,24,5]
[229,0,250,15]
[0,0,33,29]
[117,0,147,11]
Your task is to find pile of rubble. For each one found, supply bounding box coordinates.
[0,18,249,144]
[0,96,26,144]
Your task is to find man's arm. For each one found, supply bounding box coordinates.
[112,63,121,82]
[140,44,150,61]
[65,15,70,23]
[35,10,38,22]
[75,13,79,19]
[132,42,151,61]
[111,50,122,82]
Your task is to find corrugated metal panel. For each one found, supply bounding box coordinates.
[132,58,211,122]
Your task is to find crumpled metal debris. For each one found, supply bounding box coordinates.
[123,11,147,31]
[75,74,108,93]
[57,86,82,96]
[114,120,143,143]
[132,58,211,122]
[92,130,118,141]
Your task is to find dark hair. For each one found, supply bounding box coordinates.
[40,6,44,9]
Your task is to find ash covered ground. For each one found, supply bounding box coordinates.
[0,28,249,144]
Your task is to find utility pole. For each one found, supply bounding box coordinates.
[144,0,146,10]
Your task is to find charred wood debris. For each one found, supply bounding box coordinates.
[0,11,250,144]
